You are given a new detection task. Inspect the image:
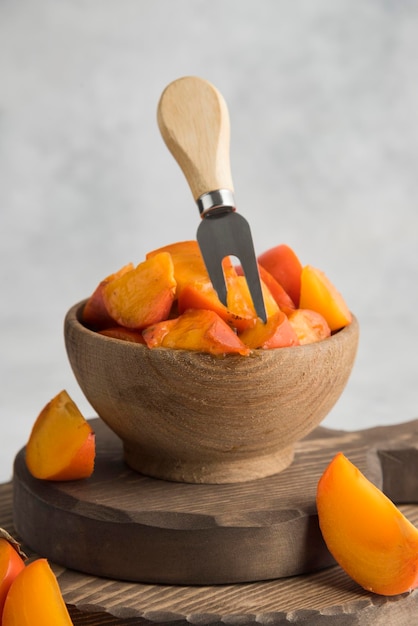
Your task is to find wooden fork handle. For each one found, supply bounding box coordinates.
[157,76,234,203]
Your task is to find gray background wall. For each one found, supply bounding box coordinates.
[1,0,418,481]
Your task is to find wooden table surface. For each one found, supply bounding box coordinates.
[4,418,418,625]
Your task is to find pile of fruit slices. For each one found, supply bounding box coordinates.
[81,241,352,355]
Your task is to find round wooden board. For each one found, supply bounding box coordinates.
[13,418,337,584]
[8,417,418,624]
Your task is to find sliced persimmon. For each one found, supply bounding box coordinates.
[256,265,296,314]
[236,264,296,314]
[287,308,331,345]
[317,452,418,596]
[0,538,25,619]
[178,276,256,332]
[103,252,176,329]
[98,327,146,344]
[141,317,177,349]
[26,390,95,481]
[178,272,280,332]
[146,240,208,295]
[299,265,352,331]
[258,244,302,306]
[82,263,134,329]
[147,240,235,296]
[227,275,280,325]
[2,558,73,625]
[239,311,300,349]
[143,309,251,356]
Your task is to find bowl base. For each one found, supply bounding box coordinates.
[122,442,295,483]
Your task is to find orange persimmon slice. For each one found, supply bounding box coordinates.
[149,241,257,330]
[235,263,296,315]
[227,275,279,325]
[239,311,300,349]
[103,252,176,329]
[258,244,302,306]
[98,327,146,344]
[317,452,418,596]
[256,265,296,314]
[299,265,352,331]
[178,272,281,333]
[146,240,211,295]
[26,390,95,481]
[143,309,251,356]
[82,262,134,329]
[0,538,25,619]
[178,274,259,332]
[2,558,73,626]
[287,308,331,345]
[141,317,177,348]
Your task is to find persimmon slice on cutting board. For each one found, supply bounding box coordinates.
[317,452,418,596]
[2,558,72,626]
[0,537,25,618]
[25,390,95,481]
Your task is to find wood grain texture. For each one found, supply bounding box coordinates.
[157,76,233,200]
[64,301,358,483]
[13,418,335,585]
[9,417,418,624]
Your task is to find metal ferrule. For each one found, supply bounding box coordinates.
[197,189,236,217]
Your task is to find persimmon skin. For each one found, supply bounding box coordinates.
[236,264,296,315]
[82,263,134,330]
[103,252,176,330]
[142,317,176,348]
[143,309,251,356]
[317,452,418,596]
[258,244,302,306]
[83,241,352,353]
[239,311,300,349]
[177,275,257,332]
[152,241,257,332]
[99,327,146,344]
[178,274,282,333]
[45,432,95,481]
[0,539,25,619]
[146,240,211,296]
[2,558,72,626]
[26,390,95,481]
[147,240,264,331]
[228,275,280,324]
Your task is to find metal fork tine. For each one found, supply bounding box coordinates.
[197,220,228,306]
[197,212,267,322]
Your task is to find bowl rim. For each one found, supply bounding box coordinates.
[65,299,359,358]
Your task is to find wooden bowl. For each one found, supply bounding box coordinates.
[64,300,359,484]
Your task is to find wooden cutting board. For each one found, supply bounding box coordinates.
[9,417,418,624]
